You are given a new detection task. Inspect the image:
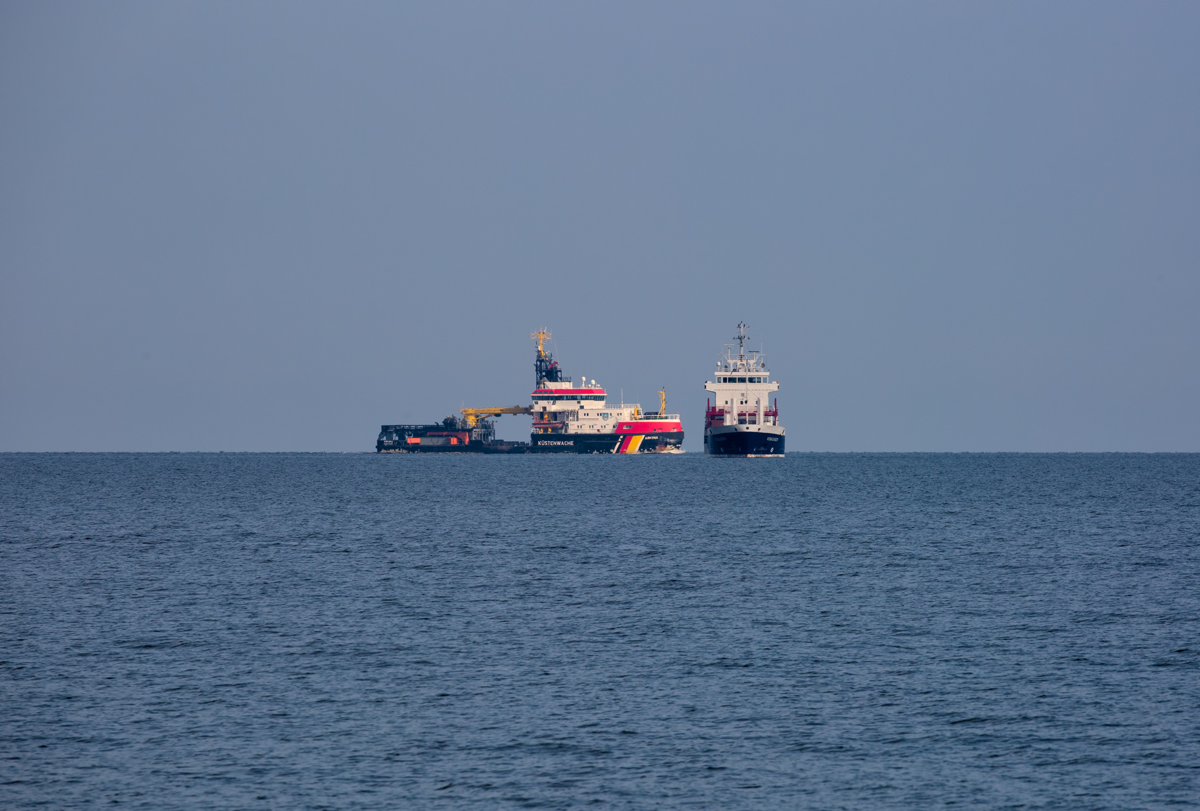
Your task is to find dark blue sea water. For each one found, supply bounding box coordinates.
[2,453,1198,809]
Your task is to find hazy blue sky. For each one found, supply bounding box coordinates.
[3,2,1197,451]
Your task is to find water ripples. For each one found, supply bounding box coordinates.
[2,453,1198,808]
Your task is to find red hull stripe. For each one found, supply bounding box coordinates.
[615,421,683,434]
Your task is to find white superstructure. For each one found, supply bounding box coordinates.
[531,380,641,434]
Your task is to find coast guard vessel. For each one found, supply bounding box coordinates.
[376,330,684,453]
[529,330,684,454]
[703,323,785,457]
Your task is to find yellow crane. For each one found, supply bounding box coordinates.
[459,330,550,429]
[460,405,532,428]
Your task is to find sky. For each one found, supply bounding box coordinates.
[2,1,1198,452]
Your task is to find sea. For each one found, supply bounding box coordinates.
[2,452,1197,809]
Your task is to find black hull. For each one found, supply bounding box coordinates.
[531,432,684,454]
[377,433,685,454]
[378,422,683,454]
[705,429,785,457]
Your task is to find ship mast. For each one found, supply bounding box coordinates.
[532,328,550,358]
[735,321,748,360]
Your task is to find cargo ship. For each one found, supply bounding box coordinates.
[376,330,683,454]
[703,323,785,457]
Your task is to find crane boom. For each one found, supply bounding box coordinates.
[461,405,532,428]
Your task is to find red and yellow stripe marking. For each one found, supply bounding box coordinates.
[617,435,645,454]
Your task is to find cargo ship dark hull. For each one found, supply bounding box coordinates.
[530,431,684,454]
[704,426,785,457]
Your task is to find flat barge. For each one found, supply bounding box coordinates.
[377,417,528,453]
